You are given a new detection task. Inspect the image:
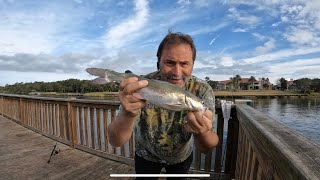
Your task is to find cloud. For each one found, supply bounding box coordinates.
[194,0,210,7]
[253,39,276,55]
[284,27,319,47]
[227,7,260,25]
[242,47,320,64]
[104,0,149,49]
[209,34,220,45]
[189,21,229,36]
[0,53,95,73]
[232,28,248,32]
[269,58,320,81]
[252,33,267,41]
[177,0,191,6]
[219,56,235,67]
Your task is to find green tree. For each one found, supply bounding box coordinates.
[294,78,311,93]
[279,77,288,90]
[207,80,218,90]
[248,76,256,90]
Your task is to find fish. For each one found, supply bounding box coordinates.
[86,68,205,112]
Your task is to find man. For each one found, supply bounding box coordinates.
[108,32,219,178]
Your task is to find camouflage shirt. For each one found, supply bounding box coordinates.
[134,71,215,165]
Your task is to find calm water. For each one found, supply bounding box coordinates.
[78,95,320,143]
[253,96,320,143]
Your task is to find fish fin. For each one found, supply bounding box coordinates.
[86,68,106,77]
[132,93,145,100]
[90,78,111,84]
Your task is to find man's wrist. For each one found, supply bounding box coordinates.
[120,108,140,119]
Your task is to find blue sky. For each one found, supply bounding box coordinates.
[0,0,319,86]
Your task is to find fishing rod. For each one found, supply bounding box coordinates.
[47,142,60,164]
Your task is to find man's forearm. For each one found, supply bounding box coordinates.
[107,110,137,147]
[194,131,219,154]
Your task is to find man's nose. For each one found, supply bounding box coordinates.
[172,64,182,76]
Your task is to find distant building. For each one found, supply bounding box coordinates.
[218,78,273,90]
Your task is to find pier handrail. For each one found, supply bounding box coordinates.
[0,93,237,178]
[2,93,319,179]
[235,104,320,179]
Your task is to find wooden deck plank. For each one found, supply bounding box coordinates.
[0,116,134,180]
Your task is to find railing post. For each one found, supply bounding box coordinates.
[20,97,24,126]
[68,102,75,148]
[1,95,3,116]
[224,106,239,178]
[214,108,224,173]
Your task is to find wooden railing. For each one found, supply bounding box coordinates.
[0,94,238,178]
[2,94,318,179]
[235,104,320,180]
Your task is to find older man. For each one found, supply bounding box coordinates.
[108,32,219,179]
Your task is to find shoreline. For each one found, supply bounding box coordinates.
[26,90,320,98]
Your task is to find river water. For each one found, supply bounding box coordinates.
[80,95,320,143]
[252,96,320,143]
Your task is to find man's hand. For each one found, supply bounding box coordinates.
[183,110,213,134]
[183,109,218,153]
[119,77,149,117]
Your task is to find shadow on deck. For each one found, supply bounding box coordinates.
[0,116,134,180]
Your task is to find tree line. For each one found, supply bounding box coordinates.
[0,76,319,95]
[0,79,119,94]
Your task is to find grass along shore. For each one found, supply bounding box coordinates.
[86,90,307,97]
[213,90,306,97]
[32,90,320,97]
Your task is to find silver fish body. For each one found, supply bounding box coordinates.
[86,68,205,111]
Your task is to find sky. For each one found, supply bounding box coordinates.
[0,0,320,86]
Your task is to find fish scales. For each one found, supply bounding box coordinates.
[86,68,205,111]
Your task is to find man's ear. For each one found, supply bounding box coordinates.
[157,62,160,71]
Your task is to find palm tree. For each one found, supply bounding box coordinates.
[234,75,242,90]
[249,76,256,90]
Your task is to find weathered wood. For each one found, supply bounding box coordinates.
[90,107,95,149]
[84,107,89,147]
[236,104,320,180]
[204,151,212,172]
[224,107,239,178]
[104,109,109,153]
[1,96,3,115]
[214,109,224,173]
[3,93,320,179]
[67,102,74,148]
[78,107,84,145]
[194,149,201,171]
[19,98,24,126]
[0,116,134,180]
[110,109,117,154]
[55,104,60,138]
[129,134,134,158]
[96,108,102,151]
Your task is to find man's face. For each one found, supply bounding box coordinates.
[159,43,194,88]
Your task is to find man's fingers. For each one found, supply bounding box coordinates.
[203,109,213,119]
[120,77,139,90]
[184,110,213,134]
[185,112,201,129]
[122,79,148,95]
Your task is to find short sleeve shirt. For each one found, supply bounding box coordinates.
[134,71,215,165]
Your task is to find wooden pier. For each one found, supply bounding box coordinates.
[0,115,134,180]
[1,93,319,180]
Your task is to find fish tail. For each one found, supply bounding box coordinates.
[86,68,134,84]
